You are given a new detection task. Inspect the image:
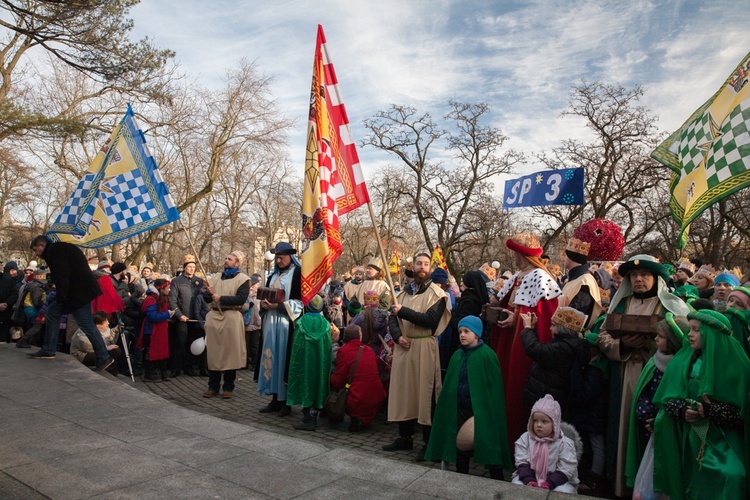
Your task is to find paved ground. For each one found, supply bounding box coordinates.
[0,344,583,499]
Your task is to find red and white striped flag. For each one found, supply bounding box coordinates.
[301,25,370,305]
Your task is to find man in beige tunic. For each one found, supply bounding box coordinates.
[355,257,392,309]
[383,252,451,462]
[597,254,689,496]
[202,250,250,400]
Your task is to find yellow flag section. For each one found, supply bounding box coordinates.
[431,245,448,270]
[652,53,750,248]
[388,250,400,275]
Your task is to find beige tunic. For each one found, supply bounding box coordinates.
[559,272,603,329]
[205,272,249,371]
[597,295,663,497]
[387,283,451,425]
[355,278,392,308]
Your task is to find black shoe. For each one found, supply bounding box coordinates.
[183,367,196,377]
[27,350,55,359]
[259,400,282,414]
[160,370,171,382]
[170,370,181,378]
[382,437,413,451]
[277,405,292,417]
[143,373,161,383]
[198,369,209,377]
[348,417,361,432]
[414,445,427,462]
[15,341,31,348]
[294,418,317,431]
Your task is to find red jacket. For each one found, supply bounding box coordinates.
[137,294,171,361]
[330,340,386,426]
[90,274,124,315]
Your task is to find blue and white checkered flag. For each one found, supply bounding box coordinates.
[47,105,180,248]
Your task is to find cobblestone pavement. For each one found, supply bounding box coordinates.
[135,368,494,478]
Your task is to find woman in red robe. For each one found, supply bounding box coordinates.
[137,279,174,382]
[489,233,561,446]
[330,325,387,432]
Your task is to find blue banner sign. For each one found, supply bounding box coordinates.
[503,168,585,208]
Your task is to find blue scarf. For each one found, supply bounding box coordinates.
[223,267,240,278]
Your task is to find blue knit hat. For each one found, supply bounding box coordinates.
[457,315,483,338]
[715,272,740,287]
[431,268,449,285]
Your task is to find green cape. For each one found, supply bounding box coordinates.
[652,316,750,499]
[725,307,750,359]
[286,313,332,408]
[424,342,513,467]
[624,357,660,487]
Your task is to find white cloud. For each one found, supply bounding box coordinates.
[128,0,750,182]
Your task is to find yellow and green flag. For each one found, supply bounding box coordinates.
[652,52,750,248]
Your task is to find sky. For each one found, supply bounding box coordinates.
[129,0,750,189]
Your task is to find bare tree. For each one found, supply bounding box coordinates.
[363,101,519,276]
[532,82,665,251]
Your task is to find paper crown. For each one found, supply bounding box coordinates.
[599,288,611,304]
[506,233,543,257]
[367,257,383,271]
[143,262,155,271]
[566,238,590,256]
[479,263,496,281]
[551,307,587,332]
[183,254,197,265]
[694,264,716,281]
[676,258,696,274]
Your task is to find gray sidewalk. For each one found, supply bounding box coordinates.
[0,345,569,499]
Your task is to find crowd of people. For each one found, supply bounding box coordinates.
[1,232,749,499]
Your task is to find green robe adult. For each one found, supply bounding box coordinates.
[725,307,750,359]
[286,311,332,409]
[653,309,750,500]
[424,341,512,467]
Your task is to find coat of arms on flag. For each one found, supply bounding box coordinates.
[47,105,179,248]
[300,25,370,305]
[652,52,750,248]
[431,245,448,271]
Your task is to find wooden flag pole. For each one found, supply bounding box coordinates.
[178,218,210,280]
[366,202,399,305]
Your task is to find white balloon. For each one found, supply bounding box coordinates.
[264,251,275,261]
[491,261,501,269]
[190,336,206,356]
[406,257,413,263]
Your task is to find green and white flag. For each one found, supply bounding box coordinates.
[652,52,750,248]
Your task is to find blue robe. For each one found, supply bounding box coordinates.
[258,263,303,400]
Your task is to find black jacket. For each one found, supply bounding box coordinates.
[521,327,590,413]
[41,242,102,313]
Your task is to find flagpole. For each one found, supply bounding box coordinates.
[178,218,210,279]
[366,202,399,305]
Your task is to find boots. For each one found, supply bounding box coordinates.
[160,360,171,382]
[259,394,282,413]
[294,407,318,431]
[142,350,160,383]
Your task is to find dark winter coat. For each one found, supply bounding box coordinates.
[520,326,590,412]
[41,241,102,314]
[0,262,22,320]
[169,273,204,320]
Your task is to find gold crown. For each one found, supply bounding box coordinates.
[676,258,696,274]
[551,307,587,332]
[479,263,496,281]
[566,238,590,256]
[183,254,197,265]
[599,288,611,304]
[695,265,716,281]
[510,233,541,249]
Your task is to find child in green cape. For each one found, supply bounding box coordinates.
[424,315,512,477]
[653,308,750,500]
